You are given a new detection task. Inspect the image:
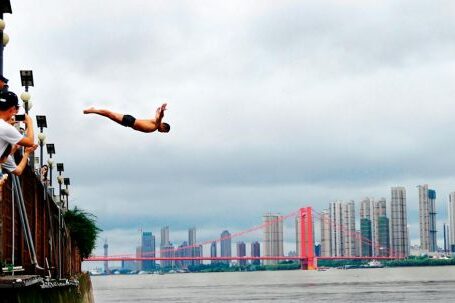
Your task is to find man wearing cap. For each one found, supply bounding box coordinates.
[0,90,36,163]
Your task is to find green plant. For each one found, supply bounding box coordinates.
[64,207,102,258]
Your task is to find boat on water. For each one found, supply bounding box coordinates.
[367,260,384,268]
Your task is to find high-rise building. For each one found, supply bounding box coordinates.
[377,216,390,256]
[329,201,343,257]
[251,241,260,265]
[329,201,356,257]
[161,226,170,247]
[188,227,196,246]
[443,223,449,253]
[160,226,172,268]
[320,210,331,257]
[220,230,232,264]
[263,213,284,265]
[391,187,409,257]
[372,198,386,256]
[372,198,390,256]
[449,192,455,253]
[188,227,199,266]
[136,245,142,271]
[360,198,373,257]
[193,245,202,266]
[418,185,437,252]
[103,239,109,273]
[210,241,217,264]
[237,242,246,266]
[342,201,356,257]
[161,243,175,269]
[141,232,156,271]
[175,241,191,269]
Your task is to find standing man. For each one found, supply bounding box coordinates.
[0,90,36,157]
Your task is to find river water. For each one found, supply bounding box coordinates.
[91,266,455,302]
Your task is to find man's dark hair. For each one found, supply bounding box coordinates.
[0,144,12,161]
[161,123,171,133]
[0,91,19,111]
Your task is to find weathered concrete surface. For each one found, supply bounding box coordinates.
[0,273,94,303]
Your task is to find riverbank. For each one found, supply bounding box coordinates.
[0,273,94,303]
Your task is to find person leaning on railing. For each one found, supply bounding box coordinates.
[1,114,38,176]
[1,144,37,176]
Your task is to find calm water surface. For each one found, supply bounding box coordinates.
[91,266,455,302]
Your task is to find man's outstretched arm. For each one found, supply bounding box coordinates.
[154,103,167,125]
[17,114,35,147]
[12,145,37,175]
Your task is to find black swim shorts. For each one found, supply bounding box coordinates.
[121,114,136,128]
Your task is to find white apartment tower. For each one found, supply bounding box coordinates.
[329,201,356,257]
[263,213,284,265]
[320,210,331,257]
[342,201,356,257]
[329,201,343,257]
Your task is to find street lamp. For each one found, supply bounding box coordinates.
[57,163,64,202]
[0,1,12,78]
[36,115,47,128]
[64,177,70,209]
[36,115,47,168]
[46,143,55,187]
[20,70,33,113]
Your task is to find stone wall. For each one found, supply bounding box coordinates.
[0,163,81,277]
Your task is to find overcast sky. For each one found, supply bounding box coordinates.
[5,0,455,259]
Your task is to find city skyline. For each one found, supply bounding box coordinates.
[97,184,455,263]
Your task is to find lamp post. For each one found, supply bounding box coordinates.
[56,163,64,203]
[20,70,33,113]
[36,115,47,168]
[61,188,68,209]
[46,143,55,187]
[0,1,12,78]
[63,177,70,209]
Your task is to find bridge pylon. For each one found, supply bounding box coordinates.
[299,207,317,270]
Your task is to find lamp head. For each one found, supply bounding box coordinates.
[20,70,34,87]
[46,143,55,155]
[36,115,47,128]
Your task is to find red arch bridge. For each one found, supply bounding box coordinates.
[84,207,403,270]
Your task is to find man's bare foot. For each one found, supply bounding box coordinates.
[83,107,96,114]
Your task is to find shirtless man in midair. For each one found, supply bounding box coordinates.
[83,103,170,133]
